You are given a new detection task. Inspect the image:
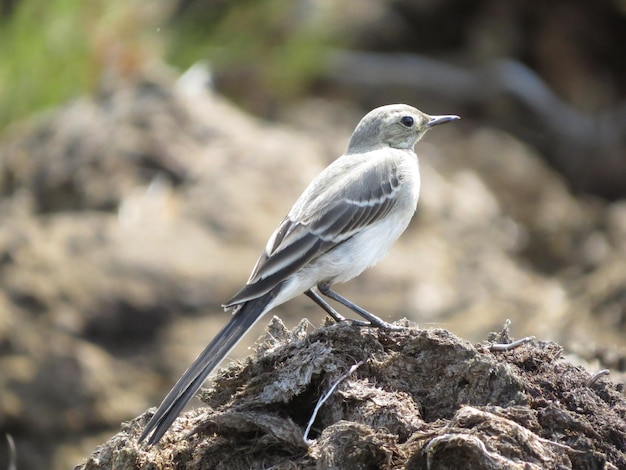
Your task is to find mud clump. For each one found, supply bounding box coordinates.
[78,318,626,469]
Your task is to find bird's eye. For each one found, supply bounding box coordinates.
[400,116,414,127]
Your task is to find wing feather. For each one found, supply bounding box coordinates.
[223,160,402,307]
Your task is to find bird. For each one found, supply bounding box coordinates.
[139,104,460,445]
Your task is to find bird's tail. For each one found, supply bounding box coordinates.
[139,291,277,445]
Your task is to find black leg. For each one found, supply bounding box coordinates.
[317,284,401,330]
[305,289,370,327]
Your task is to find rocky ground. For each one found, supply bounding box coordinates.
[0,67,624,469]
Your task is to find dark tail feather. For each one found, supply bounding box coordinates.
[139,291,277,445]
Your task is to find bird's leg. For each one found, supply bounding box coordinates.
[317,284,402,330]
[305,289,369,327]
[305,289,345,322]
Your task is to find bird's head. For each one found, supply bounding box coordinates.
[346,104,459,154]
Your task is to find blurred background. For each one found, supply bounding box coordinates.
[0,0,625,468]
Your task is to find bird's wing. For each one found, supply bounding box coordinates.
[223,159,402,307]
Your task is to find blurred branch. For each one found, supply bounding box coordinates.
[325,50,626,199]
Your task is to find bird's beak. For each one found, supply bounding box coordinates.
[425,114,460,128]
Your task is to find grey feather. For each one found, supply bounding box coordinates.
[223,159,403,307]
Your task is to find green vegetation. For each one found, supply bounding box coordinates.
[0,0,162,131]
[1,0,97,130]
[166,0,333,101]
[0,0,335,131]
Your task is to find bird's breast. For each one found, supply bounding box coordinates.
[320,172,420,284]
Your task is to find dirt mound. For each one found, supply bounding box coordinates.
[78,318,626,469]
